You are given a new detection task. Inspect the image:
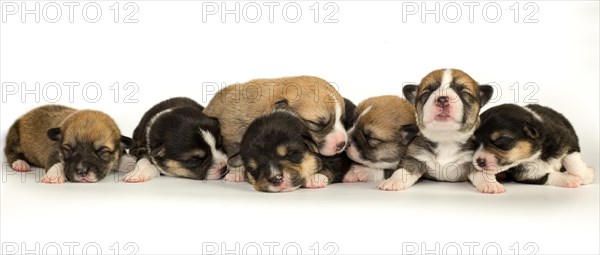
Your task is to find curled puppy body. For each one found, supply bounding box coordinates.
[240,111,352,192]
[471,104,595,194]
[379,69,494,191]
[204,76,348,182]
[343,96,418,183]
[4,105,133,183]
[125,97,227,182]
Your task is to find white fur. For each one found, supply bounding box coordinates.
[123,158,160,182]
[469,170,506,194]
[321,101,348,156]
[441,68,453,90]
[303,173,329,189]
[562,152,595,184]
[200,129,228,179]
[343,164,385,183]
[523,105,543,122]
[378,168,422,191]
[145,108,173,174]
[41,163,65,184]
[546,172,582,188]
[118,154,137,173]
[11,160,31,172]
[347,105,372,135]
[413,141,473,182]
[223,165,245,182]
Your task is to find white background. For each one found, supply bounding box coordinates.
[1,1,598,255]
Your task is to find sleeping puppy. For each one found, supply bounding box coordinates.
[4,105,133,183]
[125,97,227,182]
[204,76,348,182]
[240,110,352,192]
[379,68,493,191]
[471,104,595,193]
[343,96,418,183]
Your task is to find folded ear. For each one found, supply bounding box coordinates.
[47,127,62,142]
[523,122,539,140]
[342,97,357,129]
[402,85,419,105]
[478,85,494,106]
[150,145,166,159]
[399,124,419,145]
[272,99,290,112]
[120,136,134,149]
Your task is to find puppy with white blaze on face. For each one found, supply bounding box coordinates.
[125,97,228,182]
[471,104,595,194]
[378,68,494,191]
[204,76,348,183]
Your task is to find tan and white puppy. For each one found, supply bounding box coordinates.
[204,76,348,182]
[343,96,418,183]
[4,105,133,183]
[378,69,493,191]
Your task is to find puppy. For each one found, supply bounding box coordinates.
[125,97,227,182]
[471,104,595,193]
[379,68,494,191]
[240,111,352,192]
[4,105,133,183]
[204,76,348,182]
[343,96,418,183]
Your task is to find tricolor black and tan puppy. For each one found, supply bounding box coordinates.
[240,110,352,192]
[4,105,133,183]
[204,76,348,182]
[471,104,595,193]
[379,69,494,191]
[125,97,227,182]
[343,96,418,183]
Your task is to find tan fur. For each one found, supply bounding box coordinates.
[204,76,344,160]
[418,69,478,94]
[276,145,287,157]
[164,160,195,178]
[355,96,416,141]
[495,141,534,163]
[5,105,123,172]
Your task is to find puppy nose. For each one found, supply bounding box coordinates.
[77,167,89,176]
[437,96,449,106]
[335,141,347,152]
[476,158,486,168]
[268,175,284,186]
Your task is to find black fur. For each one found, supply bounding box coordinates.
[130,97,225,180]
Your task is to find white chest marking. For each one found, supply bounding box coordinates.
[414,141,473,181]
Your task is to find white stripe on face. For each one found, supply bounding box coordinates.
[200,129,228,167]
[441,68,453,90]
[145,108,173,174]
[348,105,372,135]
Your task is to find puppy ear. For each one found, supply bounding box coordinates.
[272,99,290,112]
[342,97,357,129]
[120,136,134,149]
[402,85,419,105]
[478,85,494,106]
[523,122,539,139]
[47,127,62,141]
[399,124,419,145]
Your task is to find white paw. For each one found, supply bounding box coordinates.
[343,165,374,183]
[558,174,582,188]
[476,181,506,194]
[578,166,595,185]
[378,178,411,191]
[123,159,159,183]
[223,165,246,182]
[41,163,65,184]
[11,160,31,172]
[303,174,329,189]
[343,170,361,183]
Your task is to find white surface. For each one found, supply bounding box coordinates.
[1,1,599,255]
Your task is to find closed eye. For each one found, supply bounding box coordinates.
[305,119,327,131]
[491,136,514,150]
[185,156,205,168]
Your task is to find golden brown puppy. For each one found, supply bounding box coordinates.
[4,105,133,183]
[343,96,418,182]
[204,76,347,182]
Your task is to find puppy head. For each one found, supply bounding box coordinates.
[148,107,227,180]
[346,96,418,169]
[241,112,321,192]
[403,69,493,141]
[48,110,132,183]
[472,104,543,173]
[273,77,348,156]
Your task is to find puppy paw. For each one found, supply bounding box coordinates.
[579,166,595,185]
[343,170,360,183]
[476,182,506,194]
[378,178,410,191]
[303,174,329,189]
[117,154,137,173]
[559,174,582,188]
[41,163,65,184]
[223,165,246,182]
[11,160,31,172]
[343,165,374,183]
[123,159,159,183]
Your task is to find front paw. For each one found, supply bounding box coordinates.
[223,165,246,182]
[303,174,329,189]
[579,167,595,185]
[476,182,506,194]
[123,159,159,183]
[12,160,31,172]
[343,165,374,183]
[558,174,582,188]
[123,170,153,183]
[378,178,412,191]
